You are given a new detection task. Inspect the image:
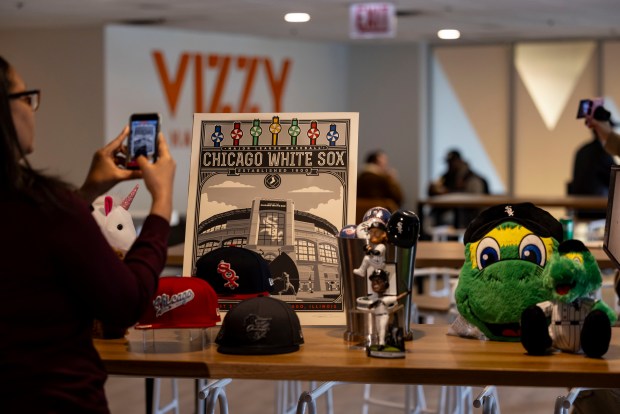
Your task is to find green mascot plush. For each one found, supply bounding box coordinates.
[521,239,617,358]
[450,203,563,341]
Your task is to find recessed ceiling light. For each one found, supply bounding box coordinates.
[284,13,311,23]
[437,29,461,40]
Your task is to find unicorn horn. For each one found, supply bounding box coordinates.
[121,184,139,210]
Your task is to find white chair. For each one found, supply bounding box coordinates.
[296,381,341,414]
[197,378,232,414]
[413,267,460,324]
[554,388,588,414]
[276,381,337,414]
[473,386,500,414]
[429,225,466,243]
[361,384,472,414]
[152,378,180,414]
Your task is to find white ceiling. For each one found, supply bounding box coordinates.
[1,0,620,44]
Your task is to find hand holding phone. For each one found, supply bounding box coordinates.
[126,113,161,169]
[576,97,604,119]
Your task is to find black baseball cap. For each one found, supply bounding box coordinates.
[215,296,304,355]
[195,246,274,299]
[463,202,563,244]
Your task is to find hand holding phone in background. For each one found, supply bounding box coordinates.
[576,97,605,119]
[126,113,160,169]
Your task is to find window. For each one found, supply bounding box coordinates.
[258,211,285,245]
[198,240,220,256]
[295,239,316,261]
[319,243,338,264]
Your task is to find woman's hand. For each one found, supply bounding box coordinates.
[137,132,176,221]
[77,127,141,203]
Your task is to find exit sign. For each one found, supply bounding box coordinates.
[350,3,396,39]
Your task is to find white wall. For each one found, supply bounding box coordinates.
[0,28,104,187]
[348,43,422,212]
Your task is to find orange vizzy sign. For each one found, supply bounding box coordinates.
[152,50,292,116]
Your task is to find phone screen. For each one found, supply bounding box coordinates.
[127,114,160,168]
[576,99,592,119]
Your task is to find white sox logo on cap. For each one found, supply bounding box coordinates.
[195,246,274,300]
[217,261,239,289]
[244,314,272,341]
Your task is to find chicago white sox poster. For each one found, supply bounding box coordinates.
[184,113,358,325]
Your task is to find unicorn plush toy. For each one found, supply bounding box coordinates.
[91,184,139,339]
[92,184,139,259]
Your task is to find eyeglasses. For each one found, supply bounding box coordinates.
[8,89,41,111]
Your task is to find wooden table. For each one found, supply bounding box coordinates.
[96,324,620,388]
[167,241,614,270]
[418,194,608,211]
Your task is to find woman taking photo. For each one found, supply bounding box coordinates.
[0,55,175,412]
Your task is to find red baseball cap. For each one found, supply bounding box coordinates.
[135,276,221,329]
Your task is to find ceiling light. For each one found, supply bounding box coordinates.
[437,29,460,40]
[284,13,311,23]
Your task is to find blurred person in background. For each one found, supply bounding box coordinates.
[568,105,616,219]
[427,149,489,228]
[356,149,404,223]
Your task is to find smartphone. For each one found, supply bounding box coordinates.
[576,99,592,119]
[126,113,160,169]
[576,97,604,119]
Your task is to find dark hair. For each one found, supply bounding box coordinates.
[365,150,385,164]
[446,149,462,162]
[0,56,71,207]
[593,105,615,126]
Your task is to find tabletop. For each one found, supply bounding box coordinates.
[418,194,608,210]
[167,241,614,270]
[96,324,620,388]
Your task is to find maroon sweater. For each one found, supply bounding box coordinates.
[0,189,169,413]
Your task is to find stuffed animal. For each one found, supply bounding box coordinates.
[450,203,563,341]
[91,184,139,338]
[92,184,139,259]
[521,239,617,358]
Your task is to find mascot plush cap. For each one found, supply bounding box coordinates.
[464,202,564,244]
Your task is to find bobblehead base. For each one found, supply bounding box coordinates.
[359,304,407,359]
